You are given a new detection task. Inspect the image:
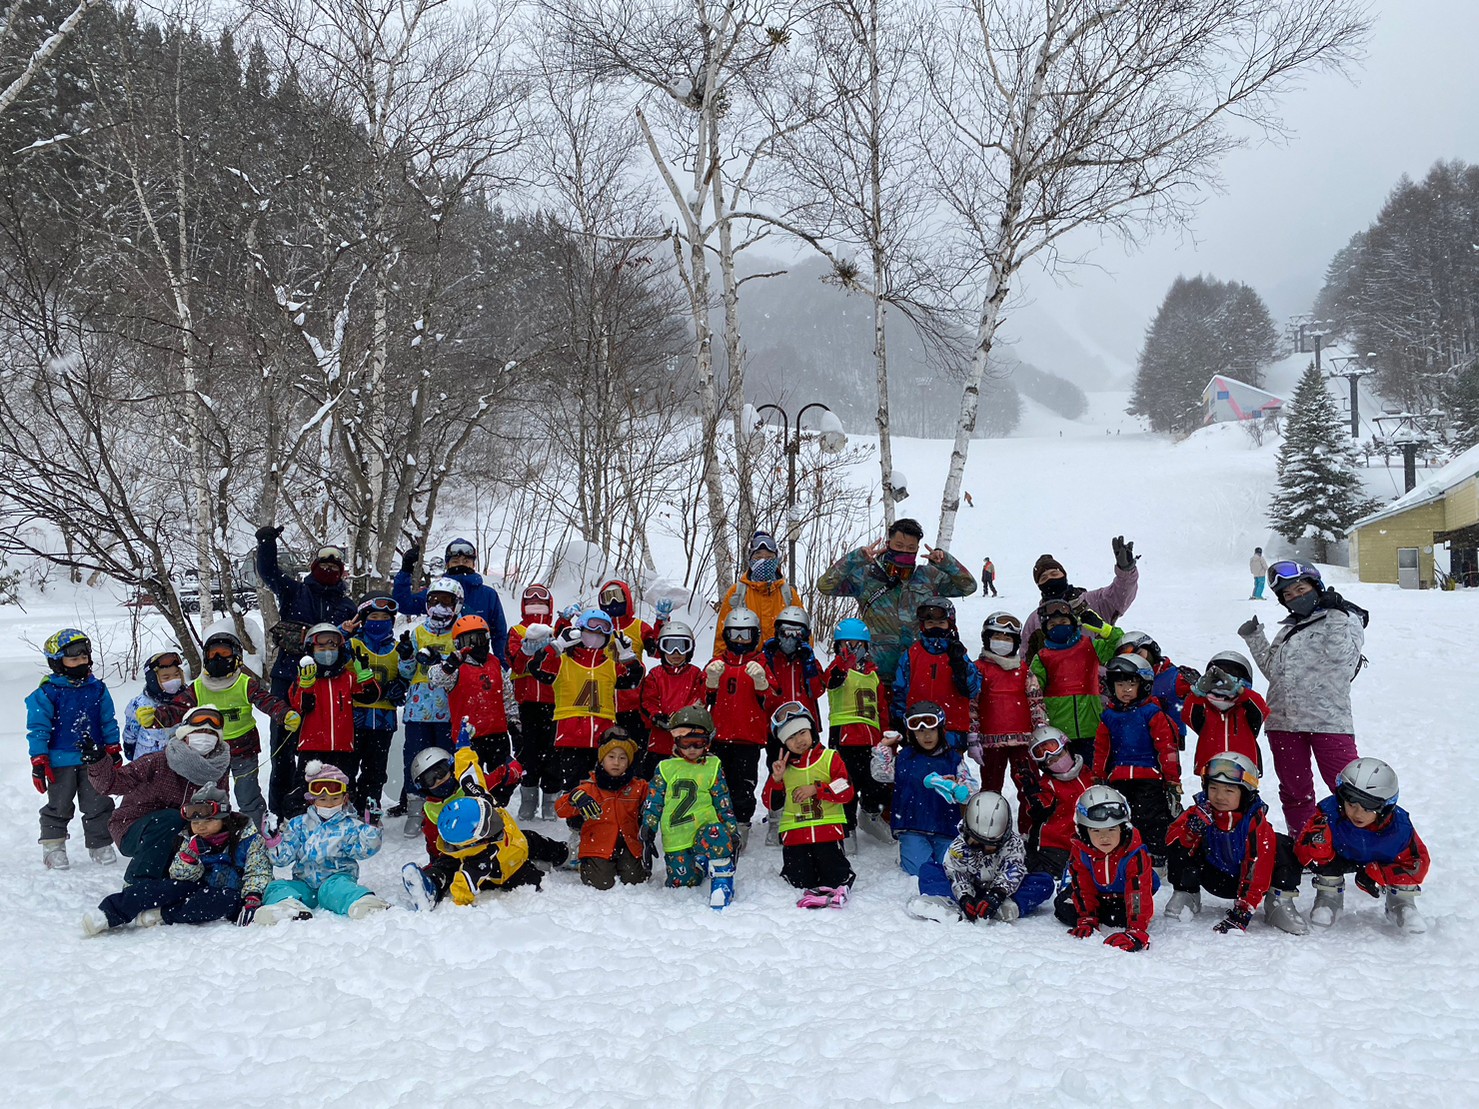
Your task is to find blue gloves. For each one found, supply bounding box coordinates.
[655,598,674,619]
[924,772,971,804]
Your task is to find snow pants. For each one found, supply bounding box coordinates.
[1267,729,1358,836]
[119,809,186,884]
[264,874,374,916]
[515,702,560,794]
[267,671,297,816]
[835,744,892,829]
[230,752,266,834]
[354,726,395,814]
[898,831,954,898]
[99,878,239,927]
[780,840,855,891]
[1117,779,1175,866]
[1167,835,1302,901]
[713,742,762,825]
[976,744,1032,795]
[663,823,733,888]
[39,764,114,849]
[1252,576,1266,600]
[580,839,648,890]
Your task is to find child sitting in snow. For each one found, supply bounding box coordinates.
[1055,784,1159,952]
[871,701,979,901]
[909,792,1048,923]
[1181,651,1267,774]
[83,785,270,934]
[639,706,739,910]
[402,791,545,909]
[123,649,187,761]
[1294,757,1430,934]
[760,702,855,909]
[256,761,389,924]
[556,728,650,890]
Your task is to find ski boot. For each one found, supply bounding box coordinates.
[1263,888,1310,935]
[89,844,117,866]
[994,896,1021,922]
[363,800,383,827]
[42,839,69,870]
[402,796,425,838]
[1163,889,1202,921]
[1310,876,1344,927]
[858,810,892,844]
[541,793,558,822]
[735,823,751,855]
[906,895,963,923]
[347,895,391,920]
[764,810,780,846]
[1385,888,1427,934]
[254,897,314,926]
[708,856,735,910]
[797,888,830,909]
[402,863,439,912]
[826,885,849,909]
[518,786,539,822]
[81,908,112,936]
[843,831,857,856]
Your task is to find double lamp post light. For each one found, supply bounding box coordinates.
[751,402,848,583]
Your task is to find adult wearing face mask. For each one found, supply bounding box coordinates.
[255,526,357,819]
[816,518,977,687]
[85,708,232,884]
[394,537,509,664]
[1238,560,1368,836]
[713,530,804,656]
[1019,539,1140,660]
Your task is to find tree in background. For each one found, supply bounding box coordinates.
[1268,363,1377,561]
[1444,359,1479,453]
[1129,275,1280,433]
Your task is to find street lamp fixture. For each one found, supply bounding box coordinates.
[753,401,848,583]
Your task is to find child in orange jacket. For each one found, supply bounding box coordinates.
[556,728,650,890]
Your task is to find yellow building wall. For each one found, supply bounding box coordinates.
[1352,502,1448,585]
[1447,477,1479,529]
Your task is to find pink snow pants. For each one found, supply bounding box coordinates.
[1267,729,1359,837]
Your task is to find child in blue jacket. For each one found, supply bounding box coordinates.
[27,629,119,870]
[870,700,979,898]
[121,649,187,761]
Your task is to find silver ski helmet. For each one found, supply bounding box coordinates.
[1207,650,1254,687]
[657,620,696,663]
[962,791,1012,848]
[1335,757,1399,815]
[1075,784,1131,841]
[722,606,761,651]
[1117,631,1162,667]
[774,605,811,652]
[982,611,1023,657]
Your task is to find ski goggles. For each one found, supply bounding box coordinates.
[358,596,398,616]
[182,706,226,731]
[1203,756,1259,791]
[770,700,814,731]
[984,612,1022,633]
[1336,783,1389,813]
[445,541,477,560]
[724,627,756,646]
[905,710,943,731]
[1267,560,1317,589]
[415,763,453,791]
[600,584,625,603]
[181,800,225,820]
[148,652,183,670]
[60,640,92,659]
[204,642,238,660]
[310,631,344,648]
[306,778,349,797]
[671,729,711,751]
[1029,734,1068,762]
[658,636,694,655]
[1079,799,1130,824]
[579,612,615,636]
[313,546,346,566]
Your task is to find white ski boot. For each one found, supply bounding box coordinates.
[764,811,780,846]
[254,897,313,926]
[1385,888,1427,934]
[1163,889,1202,920]
[1263,888,1310,935]
[517,786,539,822]
[540,794,558,822]
[42,839,69,870]
[565,828,583,868]
[89,844,117,866]
[136,909,163,928]
[906,895,963,923]
[402,796,424,838]
[81,908,112,936]
[347,894,390,920]
[858,810,892,843]
[1310,876,1344,927]
[708,856,735,910]
[994,897,1021,923]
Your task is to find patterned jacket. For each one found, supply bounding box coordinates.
[268,805,383,888]
[943,826,1028,903]
[1241,606,1364,733]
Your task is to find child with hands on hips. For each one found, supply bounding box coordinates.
[256,761,389,925]
[760,702,855,909]
[1054,784,1159,951]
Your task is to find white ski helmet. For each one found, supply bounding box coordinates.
[1028,725,1071,764]
[775,605,810,638]
[962,791,1012,846]
[1207,650,1254,687]
[426,576,464,607]
[410,747,453,791]
[1336,757,1399,813]
[657,620,696,662]
[722,606,761,649]
[1202,752,1260,793]
[1075,784,1131,830]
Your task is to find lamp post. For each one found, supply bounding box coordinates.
[753,401,848,583]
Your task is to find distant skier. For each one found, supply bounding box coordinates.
[980,556,998,597]
[1250,547,1269,599]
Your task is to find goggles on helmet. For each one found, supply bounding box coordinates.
[314,546,345,566]
[60,640,92,659]
[182,706,226,731]
[445,541,477,560]
[311,631,343,649]
[906,710,943,731]
[1080,799,1129,825]
[181,800,224,820]
[581,612,615,635]
[1336,782,1388,813]
[1203,756,1258,791]
[205,642,238,660]
[770,700,813,732]
[600,584,625,603]
[149,652,183,670]
[415,762,453,791]
[307,778,348,797]
[1029,734,1068,762]
[358,596,398,615]
[725,627,756,646]
[1267,560,1317,589]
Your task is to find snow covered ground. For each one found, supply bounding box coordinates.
[3,398,1478,1107]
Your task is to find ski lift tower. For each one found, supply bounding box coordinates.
[1327,352,1375,440]
[1372,410,1440,492]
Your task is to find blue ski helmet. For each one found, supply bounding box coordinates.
[436,796,496,846]
[833,618,871,644]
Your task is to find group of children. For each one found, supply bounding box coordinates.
[31,562,1430,942]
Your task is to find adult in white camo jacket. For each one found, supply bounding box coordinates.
[1238,560,1366,837]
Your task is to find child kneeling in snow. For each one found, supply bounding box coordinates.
[1163,753,1308,935]
[1054,784,1159,952]
[83,785,270,934]
[639,706,739,910]
[908,792,1051,924]
[760,702,855,909]
[1294,757,1430,934]
[256,762,388,924]
[871,701,978,901]
[403,791,544,909]
[556,727,650,890]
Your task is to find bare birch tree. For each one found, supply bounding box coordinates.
[0,0,103,119]
[920,0,1369,548]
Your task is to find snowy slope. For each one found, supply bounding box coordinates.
[3,401,1477,1108]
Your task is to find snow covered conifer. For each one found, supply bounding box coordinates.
[1267,363,1377,560]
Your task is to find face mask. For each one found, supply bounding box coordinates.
[1039,578,1069,600]
[885,549,917,568]
[601,599,628,620]
[1046,752,1076,777]
[313,648,339,667]
[921,634,950,653]
[362,618,394,645]
[203,655,235,678]
[749,557,780,581]
[310,563,344,586]
[1284,591,1320,618]
[777,632,801,655]
[580,630,607,650]
[186,734,217,754]
[428,603,456,621]
[161,677,184,694]
[444,565,472,577]
[1045,623,1076,645]
[988,638,1016,657]
[314,804,342,819]
[1207,695,1236,712]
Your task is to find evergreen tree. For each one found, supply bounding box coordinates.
[1268,363,1379,560]
[1445,359,1479,452]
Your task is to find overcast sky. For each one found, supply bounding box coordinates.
[1007,0,1479,381]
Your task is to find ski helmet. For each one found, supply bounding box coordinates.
[44,628,91,676]
[962,791,1012,847]
[576,608,615,642]
[1267,559,1321,598]
[452,615,491,662]
[1028,725,1071,764]
[1116,632,1162,667]
[410,747,454,792]
[722,606,762,651]
[437,796,497,847]
[1036,597,1078,628]
[1206,650,1254,687]
[142,648,187,699]
[1075,784,1131,833]
[774,605,810,642]
[357,593,398,619]
[425,576,465,608]
[521,584,553,620]
[1335,757,1399,815]
[833,618,871,644]
[656,620,696,663]
[444,537,477,564]
[982,611,1023,656]
[1103,653,1154,700]
[915,597,956,628]
[202,630,243,678]
[1202,752,1260,795]
[668,705,715,756]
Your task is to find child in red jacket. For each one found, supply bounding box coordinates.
[1182,651,1268,774]
[431,616,522,789]
[1164,752,1308,935]
[761,607,825,731]
[1013,726,1093,885]
[638,621,707,777]
[507,584,564,821]
[555,728,650,890]
[705,608,775,851]
[289,624,380,818]
[1054,784,1158,951]
[760,702,855,909]
[1094,654,1182,868]
[823,619,891,844]
[973,611,1046,793]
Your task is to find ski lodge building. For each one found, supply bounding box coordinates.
[1201,375,1285,424]
[1347,442,1479,588]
